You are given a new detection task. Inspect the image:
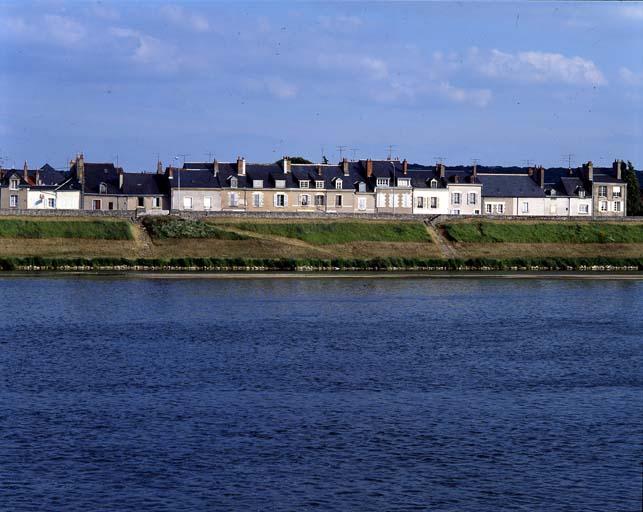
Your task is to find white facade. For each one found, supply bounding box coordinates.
[412,187,450,215]
[544,196,593,217]
[447,184,482,215]
[171,189,224,211]
[27,189,80,209]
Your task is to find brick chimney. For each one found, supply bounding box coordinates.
[365,159,373,178]
[342,158,350,176]
[585,161,594,182]
[35,169,40,185]
[167,166,174,180]
[317,165,323,176]
[157,160,163,175]
[282,156,290,174]
[453,175,460,183]
[76,153,85,184]
[402,159,408,175]
[237,156,246,176]
[538,166,545,188]
[472,163,477,180]
[613,159,622,180]
[527,167,534,176]
[23,161,28,182]
[213,159,219,176]
[438,163,446,179]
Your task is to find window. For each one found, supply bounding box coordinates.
[485,203,505,214]
[229,192,238,207]
[467,192,477,205]
[451,192,461,205]
[521,202,529,213]
[138,197,144,208]
[614,201,621,212]
[452,209,461,215]
[274,180,286,189]
[578,204,589,214]
[92,199,101,210]
[108,202,114,210]
[9,179,19,190]
[416,196,425,209]
[99,183,107,194]
[397,178,411,188]
[47,198,56,208]
[599,201,608,212]
[578,189,586,198]
[430,197,438,209]
[598,185,607,197]
[299,180,309,189]
[153,197,161,208]
[275,193,286,207]
[335,194,342,207]
[358,197,367,211]
[230,177,238,188]
[253,192,263,208]
[613,186,621,198]
[300,194,310,206]
[253,180,263,189]
[335,179,342,190]
[430,179,438,189]
[10,194,18,207]
[204,196,212,210]
[315,195,325,206]
[376,178,390,187]
[316,181,324,189]
[183,196,193,209]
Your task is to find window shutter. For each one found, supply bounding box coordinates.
[284,194,288,207]
[259,193,264,207]
[274,194,278,207]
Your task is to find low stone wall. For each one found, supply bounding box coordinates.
[0,209,135,219]
[170,210,438,222]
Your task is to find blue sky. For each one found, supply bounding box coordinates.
[1,1,642,171]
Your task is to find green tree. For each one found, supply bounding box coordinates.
[274,156,313,165]
[623,160,642,216]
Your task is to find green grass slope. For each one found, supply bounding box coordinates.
[0,219,133,240]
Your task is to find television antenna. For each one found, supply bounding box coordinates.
[336,145,347,160]
[433,156,445,165]
[349,147,359,161]
[562,153,575,170]
[386,144,397,161]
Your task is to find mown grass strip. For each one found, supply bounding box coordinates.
[229,221,432,245]
[444,222,643,244]
[1,256,640,271]
[0,219,133,240]
[143,217,248,240]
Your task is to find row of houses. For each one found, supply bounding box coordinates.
[0,154,635,217]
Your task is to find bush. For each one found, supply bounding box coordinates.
[142,216,248,240]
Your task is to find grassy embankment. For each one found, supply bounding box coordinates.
[0,216,642,271]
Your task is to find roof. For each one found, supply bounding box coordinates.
[477,174,545,198]
[122,173,168,195]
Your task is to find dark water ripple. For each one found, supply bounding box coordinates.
[0,276,642,511]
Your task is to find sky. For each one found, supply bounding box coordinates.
[1,1,642,171]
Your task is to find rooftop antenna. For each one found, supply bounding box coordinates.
[386,144,397,161]
[205,151,214,161]
[521,159,533,168]
[176,153,190,168]
[433,156,445,165]
[349,147,359,161]
[336,145,347,160]
[562,153,575,170]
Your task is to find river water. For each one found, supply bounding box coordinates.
[1,275,641,511]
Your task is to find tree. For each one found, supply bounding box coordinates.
[623,160,642,216]
[274,156,313,165]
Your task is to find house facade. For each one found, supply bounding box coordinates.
[1,163,80,210]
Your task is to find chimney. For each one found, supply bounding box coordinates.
[613,159,622,180]
[527,167,534,176]
[35,169,40,185]
[213,159,219,176]
[237,156,246,176]
[282,156,290,174]
[156,160,163,175]
[167,166,174,180]
[438,163,446,179]
[586,161,594,182]
[76,153,85,184]
[539,166,545,189]
[23,161,28,182]
[366,159,373,178]
[342,158,350,176]
[472,163,477,180]
[453,175,460,184]
[118,169,124,190]
[402,159,408,175]
[317,165,323,176]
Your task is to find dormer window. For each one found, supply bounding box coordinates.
[315,180,324,189]
[335,179,342,190]
[376,178,390,187]
[253,179,263,188]
[578,189,586,198]
[99,183,107,194]
[550,189,556,197]
[275,179,286,189]
[430,179,438,189]
[299,180,310,189]
[9,178,19,190]
[397,178,410,188]
[230,177,238,188]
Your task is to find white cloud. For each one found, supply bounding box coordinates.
[110,27,183,72]
[620,67,643,86]
[160,5,209,32]
[318,54,388,80]
[467,47,607,86]
[618,4,643,20]
[437,82,492,108]
[0,14,86,47]
[245,76,298,99]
